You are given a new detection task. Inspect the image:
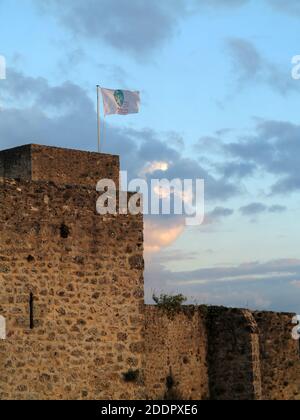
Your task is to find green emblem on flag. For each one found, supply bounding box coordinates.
[114,90,125,107]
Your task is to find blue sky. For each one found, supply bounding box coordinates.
[1,0,300,312]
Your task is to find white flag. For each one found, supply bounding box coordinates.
[101,88,140,116]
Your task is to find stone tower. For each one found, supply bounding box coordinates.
[0,144,144,400]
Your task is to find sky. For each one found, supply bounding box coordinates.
[0,0,300,313]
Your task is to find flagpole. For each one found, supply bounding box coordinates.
[97,85,101,153]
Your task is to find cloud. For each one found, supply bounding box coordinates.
[227,38,263,82]
[195,206,234,226]
[209,206,234,218]
[226,37,298,95]
[268,0,300,16]
[0,68,241,259]
[34,0,186,58]
[220,161,256,178]
[33,0,249,58]
[239,202,287,216]
[144,205,234,255]
[239,202,267,216]
[0,69,240,202]
[144,217,185,254]
[0,69,96,149]
[149,249,199,264]
[145,257,300,312]
[190,0,249,12]
[139,161,169,177]
[157,157,238,202]
[268,204,286,213]
[204,206,234,225]
[1,68,298,313]
[194,135,223,155]
[197,0,248,6]
[225,119,300,194]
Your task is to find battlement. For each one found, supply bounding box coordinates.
[0,144,120,187]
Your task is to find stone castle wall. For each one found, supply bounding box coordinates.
[144,306,209,400]
[206,307,262,400]
[0,144,120,187]
[0,178,144,400]
[0,144,299,400]
[0,145,32,181]
[144,306,300,400]
[253,311,300,400]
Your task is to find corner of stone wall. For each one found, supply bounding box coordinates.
[253,311,300,400]
[205,307,262,400]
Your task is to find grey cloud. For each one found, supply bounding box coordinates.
[194,136,222,154]
[269,204,286,213]
[209,206,234,218]
[0,68,241,267]
[57,49,129,85]
[202,206,234,226]
[149,249,199,264]
[2,69,297,314]
[239,202,268,216]
[201,0,248,6]
[98,63,129,87]
[1,69,48,100]
[0,68,239,203]
[268,0,300,16]
[34,0,186,58]
[145,257,300,312]
[226,37,298,95]
[215,128,233,137]
[33,0,249,58]
[149,258,300,285]
[124,128,239,201]
[136,131,180,163]
[272,177,300,194]
[58,48,87,75]
[226,119,300,194]
[220,161,256,178]
[227,38,263,82]
[191,0,249,11]
[162,158,238,201]
[239,202,287,216]
[1,68,93,112]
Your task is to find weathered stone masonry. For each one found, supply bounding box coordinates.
[0,144,299,400]
[144,307,300,400]
[0,144,120,187]
[0,145,144,400]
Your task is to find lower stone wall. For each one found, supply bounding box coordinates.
[0,179,145,400]
[144,306,300,401]
[144,306,209,400]
[206,307,262,400]
[253,311,300,400]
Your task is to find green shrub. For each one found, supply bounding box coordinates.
[152,293,187,317]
